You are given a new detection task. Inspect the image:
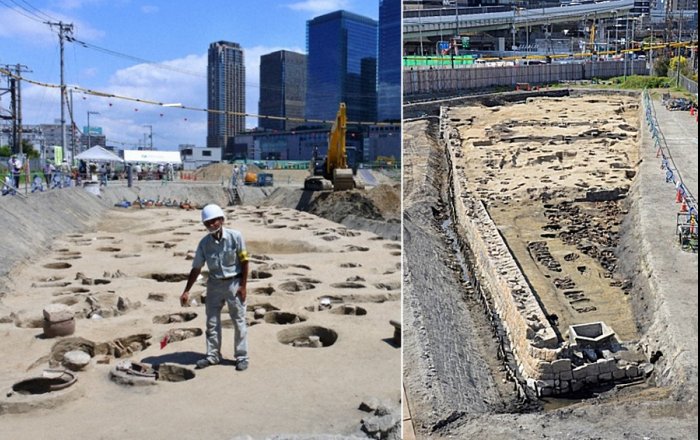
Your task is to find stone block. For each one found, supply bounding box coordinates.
[571,379,584,392]
[43,304,74,322]
[585,374,599,384]
[551,358,572,373]
[612,368,627,380]
[559,370,573,381]
[573,365,588,380]
[597,358,614,373]
[599,372,613,381]
[539,386,553,397]
[625,365,639,378]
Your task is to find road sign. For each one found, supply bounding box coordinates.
[462,36,470,48]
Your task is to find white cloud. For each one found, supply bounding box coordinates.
[286,0,348,13]
[19,44,306,151]
[0,6,104,45]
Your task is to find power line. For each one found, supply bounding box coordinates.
[14,0,58,22]
[0,67,399,127]
[0,0,43,22]
[8,0,56,22]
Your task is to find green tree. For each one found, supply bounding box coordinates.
[668,56,690,77]
[654,55,670,77]
[22,140,40,159]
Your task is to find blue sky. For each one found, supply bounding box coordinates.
[0,0,380,150]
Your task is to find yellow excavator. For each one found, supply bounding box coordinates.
[304,102,356,191]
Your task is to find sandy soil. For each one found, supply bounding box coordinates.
[449,94,641,343]
[0,203,401,439]
[402,91,698,439]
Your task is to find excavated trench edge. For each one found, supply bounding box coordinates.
[441,126,539,405]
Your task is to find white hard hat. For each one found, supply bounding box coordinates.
[201,204,225,223]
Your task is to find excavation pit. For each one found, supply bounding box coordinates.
[263,311,307,325]
[145,273,190,283]
[251,270,273,280]
[277,326,338,348]
[44,263,72,270]
[279,281,316,292]
[11,370,77,395]
[153,312,197,324]
[330,305,367,316]
[155,363,196,382]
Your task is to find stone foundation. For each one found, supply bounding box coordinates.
[439,107,646,397]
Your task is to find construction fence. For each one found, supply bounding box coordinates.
[404,60,647,95]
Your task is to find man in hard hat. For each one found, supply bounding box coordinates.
[180,204,250,371]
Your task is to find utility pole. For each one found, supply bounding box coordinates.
[46,21,74,161]
[675,13,682,86]
[1,65,31,155]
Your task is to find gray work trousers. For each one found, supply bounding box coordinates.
[204,277,248,363]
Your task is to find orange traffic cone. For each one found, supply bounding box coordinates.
[676,189,683,203]
[680,201,688,212]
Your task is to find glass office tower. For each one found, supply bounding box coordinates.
[378,0,401,122]
[207,41,245,149]
[258,50,307,132]
[306,10,378,123]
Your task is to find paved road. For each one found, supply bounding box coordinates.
[652,100,698,200]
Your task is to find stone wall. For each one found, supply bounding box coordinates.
[439,107,645,396]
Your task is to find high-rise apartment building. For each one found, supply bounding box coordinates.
[207,41,245,149]
[305,11,378,124]
[378,0,401,122]
[258,50,307,132]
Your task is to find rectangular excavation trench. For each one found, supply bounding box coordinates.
[439,93,650,398]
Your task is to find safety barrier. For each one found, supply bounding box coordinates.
[643,89,698,252]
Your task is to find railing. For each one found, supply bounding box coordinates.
[678,73,698,96]
[643,89,698,252]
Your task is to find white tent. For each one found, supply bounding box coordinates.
[75,145,123,162]
[123,150,182,164]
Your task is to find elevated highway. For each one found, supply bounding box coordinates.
[404,0,635,41]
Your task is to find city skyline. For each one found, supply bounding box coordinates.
[0,1,379,151]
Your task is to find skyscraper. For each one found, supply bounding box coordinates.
[258,50,307,131]
[306,10,378,123]
[207,41,245,149]
[378,0,401,122]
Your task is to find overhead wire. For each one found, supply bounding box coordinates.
[0,0,44,22]
[0,66,398,127]
[11,0,57,22]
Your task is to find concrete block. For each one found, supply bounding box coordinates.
[599,372,613,381]
[585,374,599,384]
[571,379,584,392]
